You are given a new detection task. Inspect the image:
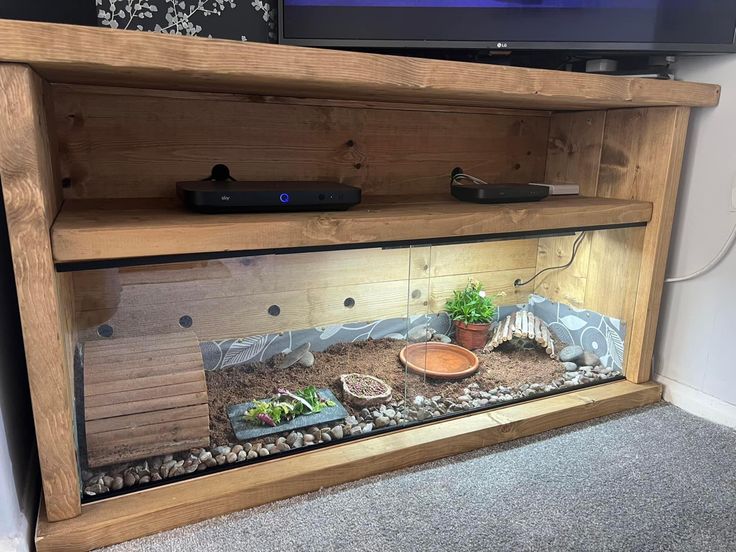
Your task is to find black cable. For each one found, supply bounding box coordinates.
[514,231,587,287]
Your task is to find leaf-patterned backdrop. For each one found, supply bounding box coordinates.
[199,295,627,373]
[96,0,275,42]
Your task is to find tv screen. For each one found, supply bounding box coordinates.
[279,0,736,53]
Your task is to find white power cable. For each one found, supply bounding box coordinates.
[454,170,736,284]
[451,173,489,186]
[665,221,736,283]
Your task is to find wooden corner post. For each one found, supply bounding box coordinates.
[0,64,81,520]
[597,106,691,383]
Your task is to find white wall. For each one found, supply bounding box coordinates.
[655,55,736,428]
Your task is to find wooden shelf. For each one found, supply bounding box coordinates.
[51,195,652,264]
[0,20,720,111]
[35,380,662,552]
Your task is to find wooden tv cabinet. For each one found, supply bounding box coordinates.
[0,19,718,551]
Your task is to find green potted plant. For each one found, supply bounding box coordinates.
[445,279,498,350]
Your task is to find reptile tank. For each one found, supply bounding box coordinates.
[74,228,633,499]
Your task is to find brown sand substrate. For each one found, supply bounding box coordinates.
[206,338,565,445]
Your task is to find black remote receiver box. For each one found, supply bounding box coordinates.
[177,180,362,213]
[451,182,549,204]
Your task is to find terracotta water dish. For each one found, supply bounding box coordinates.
[399,342,480,380]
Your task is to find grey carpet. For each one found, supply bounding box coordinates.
[102,403,736,552]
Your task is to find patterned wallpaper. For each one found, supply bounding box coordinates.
[200,294,627,373]
[95,0,275,42]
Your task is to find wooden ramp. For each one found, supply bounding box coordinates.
[83,332,209,468]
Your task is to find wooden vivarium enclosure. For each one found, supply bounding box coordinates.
[0,19,720,551]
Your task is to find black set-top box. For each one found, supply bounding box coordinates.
[450,182,549,204]
[177,180,362,213]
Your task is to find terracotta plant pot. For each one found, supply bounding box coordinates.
[453,320,491,350]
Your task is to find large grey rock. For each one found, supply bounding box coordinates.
[276,343,311,370]
[578,351,601,367]
[562,362,578,372]
[408,325,435,342]
[559,345,584,363]
[375,416,390,428]
[299,351,315,368]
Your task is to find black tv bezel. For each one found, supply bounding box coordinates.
[277,0,736,54]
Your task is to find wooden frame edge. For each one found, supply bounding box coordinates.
[0,20,720,110]
[36,380,662,552]
[0,63,81,521]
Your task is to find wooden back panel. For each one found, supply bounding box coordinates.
[51,85,550,199]
[73,240,539,342]
[72,228,644,346]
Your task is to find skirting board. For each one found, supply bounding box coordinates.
[36,380,662,552]
[655,374,736,429]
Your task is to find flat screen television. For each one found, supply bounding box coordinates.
[279,0,736,53]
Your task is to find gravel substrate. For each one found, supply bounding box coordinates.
[81,338,619,497]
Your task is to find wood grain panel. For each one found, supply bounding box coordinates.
[0,20,720,109]
[584,227,645,322]
[85,393,209,422]
[53,85,549,199]
[83,332,209,467]
[51,195,653,263]
[597,107,691,383]
[427,269,537,313]
[427,238,539,277]
[85,437,209,470]
[545,111,606,196]
[86,417,209,452]
[35,381,662,552]
[534,232,591,309]
[76,279,431,341]
[84,370,204,397]
[84,381,206,408]
[86,403,209,435]
[0,64,80,521]
[74,248,418,314]
[73,241,538,341]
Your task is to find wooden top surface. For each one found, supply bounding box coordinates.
[0,19,720,110]
[51,195,653,264]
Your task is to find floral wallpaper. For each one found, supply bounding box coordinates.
[96,0,276,42]
[199,294,627,372]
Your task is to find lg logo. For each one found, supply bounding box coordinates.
[221,195,230,201]
[496,42,509,48]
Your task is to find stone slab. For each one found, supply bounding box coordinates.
[227,389,348,442]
